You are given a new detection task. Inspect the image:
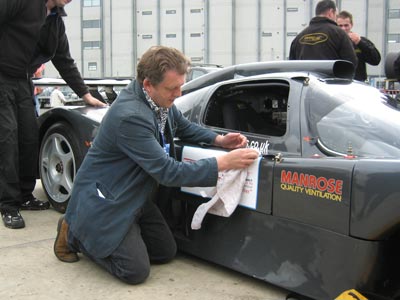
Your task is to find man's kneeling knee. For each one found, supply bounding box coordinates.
[118,266,150,285]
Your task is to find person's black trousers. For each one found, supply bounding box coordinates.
[0,73,38,212]
[68,199,177,284]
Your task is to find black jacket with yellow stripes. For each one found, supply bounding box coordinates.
[289,17,358,71]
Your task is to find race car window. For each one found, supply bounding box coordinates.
[204,80,289,136]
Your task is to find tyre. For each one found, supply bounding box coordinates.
[385,52,400,79]
[39,122,84,213]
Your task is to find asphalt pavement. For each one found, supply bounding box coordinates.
[0,180,289,300]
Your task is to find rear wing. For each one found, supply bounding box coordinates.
[32,78,131,105]
[32,78,131,87]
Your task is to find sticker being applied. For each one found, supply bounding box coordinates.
[181,146,261,209]
[247,139,269,155]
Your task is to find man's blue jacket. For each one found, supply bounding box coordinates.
[65,80,219,258]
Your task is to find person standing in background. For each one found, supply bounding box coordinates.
[337,10,381,82]
[289,0,358,70]
[50,86,66,107]
[0,0,105,230]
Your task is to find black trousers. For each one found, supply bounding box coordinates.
[0,73,38,212]
[68,200,177,284]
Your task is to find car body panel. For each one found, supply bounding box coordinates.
[173,204,387,299]
[351,160,400,240]
[38,106,103,154]
[273,157,353,235]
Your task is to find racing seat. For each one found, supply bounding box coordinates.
[222,101,268,134]
[222,102,241,131]
[222,101,286,136]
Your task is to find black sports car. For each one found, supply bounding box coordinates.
[38,60,400,300]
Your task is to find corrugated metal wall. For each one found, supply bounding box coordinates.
[48,0,400,82]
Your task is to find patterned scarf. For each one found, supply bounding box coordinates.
[143,88,169,133]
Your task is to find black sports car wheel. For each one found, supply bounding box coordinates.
[39,122,84,213]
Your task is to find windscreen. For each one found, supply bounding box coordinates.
[309,81,400,158]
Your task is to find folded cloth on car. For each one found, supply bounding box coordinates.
[191,168,248,230]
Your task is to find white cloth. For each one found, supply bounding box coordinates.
[191,168,248,230]
[50,88,66,107]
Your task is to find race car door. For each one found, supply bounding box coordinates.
[272,157,355,235]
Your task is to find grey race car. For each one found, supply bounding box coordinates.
[38,59,400,300]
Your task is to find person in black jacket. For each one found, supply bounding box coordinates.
[289,0,358,69]
[0,0,105,229]
[337,10,381,82]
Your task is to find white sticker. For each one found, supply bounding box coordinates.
[181,146,260,209]
[247,139,269,155]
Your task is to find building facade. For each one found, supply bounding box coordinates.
[44,0,400,83]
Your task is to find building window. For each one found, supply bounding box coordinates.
[388,34,400,43]
[83,20,101,29]
[88,62,97,71]
[142,11,152,16]
[190,33,201,38]
[166,34,176,38]
[389,9,400,19]
[83,0,100,7]
[190,8,202,14]
[83,41,101,49]
[191,57,203,62]
[166,10,176,15]
[142,34,153,39]
[287,7,299,12]
[262,32,272,37]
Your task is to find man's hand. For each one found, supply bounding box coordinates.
[216,148,259,171]
[35,87,43,95]
[348,32,361,45]
[82,93,107,107]
[214,132,248,149]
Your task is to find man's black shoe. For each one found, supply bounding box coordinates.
[20,197,50,210]
[1,210,25,229]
